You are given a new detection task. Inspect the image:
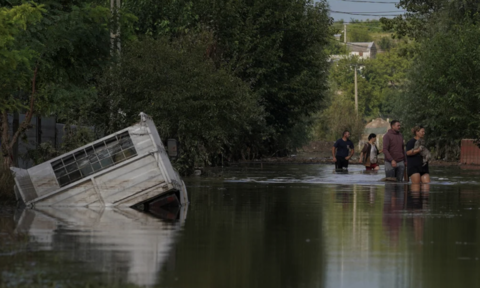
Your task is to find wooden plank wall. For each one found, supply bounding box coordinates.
[460,139,480,165]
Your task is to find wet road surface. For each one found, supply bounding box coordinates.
[1,164,480,287]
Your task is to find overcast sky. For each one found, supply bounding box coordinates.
[324,0,404,22]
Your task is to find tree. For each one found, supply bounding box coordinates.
[95,36,265,174]
[122,0,198,37]
[328,46,411,120]
[379,0,480,158]
[393,20,480,159]
[199,0,332,153]
[380,0,480,39]
[363,48,410,117]
[348,25,373,42]
[0,3,44,167]
[0,1,116,167]
[122,0,333,156]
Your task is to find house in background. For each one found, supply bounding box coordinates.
[346,42,377,59]
[329,41,377,62]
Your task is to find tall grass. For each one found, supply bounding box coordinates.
[0,154,15,201]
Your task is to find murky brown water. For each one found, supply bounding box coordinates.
[1,164,480,288]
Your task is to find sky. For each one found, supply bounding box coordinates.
[324,0,404,22]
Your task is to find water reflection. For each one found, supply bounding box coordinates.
[4,165,480,288]
[10,206,187,287]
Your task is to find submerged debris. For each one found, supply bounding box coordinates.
[11,113,188,210]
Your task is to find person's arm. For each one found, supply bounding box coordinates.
[332,146,337,162]
[346,141,354,160]
[383,135,392,162]
[347,148,354,160]
[359,144,367,162]
[406,146,422,156]
[377,145,382,154]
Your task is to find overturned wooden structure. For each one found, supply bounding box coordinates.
[11,113,188,210]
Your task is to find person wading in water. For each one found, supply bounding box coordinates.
[359,133,382,171]
[406,126,431,183]
[332,130,355,172]
[382,120,406,182]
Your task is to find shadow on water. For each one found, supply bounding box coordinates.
[0,206,187,287]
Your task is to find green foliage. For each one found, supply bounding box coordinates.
[1,0,134,122]
[378,36,395,51]
[21,141,58,166]
[0,3,44,111]
[348,25,373,42]
[312,90,365,144]
[334,20,386,43]
[119,0,333,158]
[95,36,264,174]
[327,46,410,122]
[22,126,95,165]
[196,0,332,153]
[379,0,480,158]
[380,0,480,39]
[26,2,112,120]
[392,19,480,160]
[0,1,138,171]
[123,0,198,37]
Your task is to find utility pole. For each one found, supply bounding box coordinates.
[110,0,121,55]
[354,67,358,115]
[344,23,347,43]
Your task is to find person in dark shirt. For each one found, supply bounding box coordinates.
[406,126,430,183]
[332,130,355,171]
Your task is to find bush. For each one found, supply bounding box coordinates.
[96,36,264,174]
[312,93,365,146]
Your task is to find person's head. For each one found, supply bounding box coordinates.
[390,120,401,132]
[411,126,425,138]
[343,130,350,139]
[368,133,376,142]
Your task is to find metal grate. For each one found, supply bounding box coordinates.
[51,131,137,187]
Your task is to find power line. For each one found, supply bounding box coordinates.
[335,0,399,3]
[331,10,405,14]
[330,10,405,16]
[338,21,395,23]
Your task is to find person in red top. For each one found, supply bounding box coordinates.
[382,120,406,182]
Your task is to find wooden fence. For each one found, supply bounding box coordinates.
[460,139,480,165]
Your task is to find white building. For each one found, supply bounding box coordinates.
[346,42,377,59]
[329,41,377,62]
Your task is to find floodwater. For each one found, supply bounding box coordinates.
[2,164,480,288]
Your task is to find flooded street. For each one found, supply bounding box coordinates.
[2,164,480,287]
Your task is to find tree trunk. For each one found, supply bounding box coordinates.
[1,111,13,168]
[1,65,39,168]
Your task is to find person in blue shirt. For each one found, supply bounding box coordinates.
[332,130,355,171]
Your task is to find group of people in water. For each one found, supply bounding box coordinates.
[331,120,431,184]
